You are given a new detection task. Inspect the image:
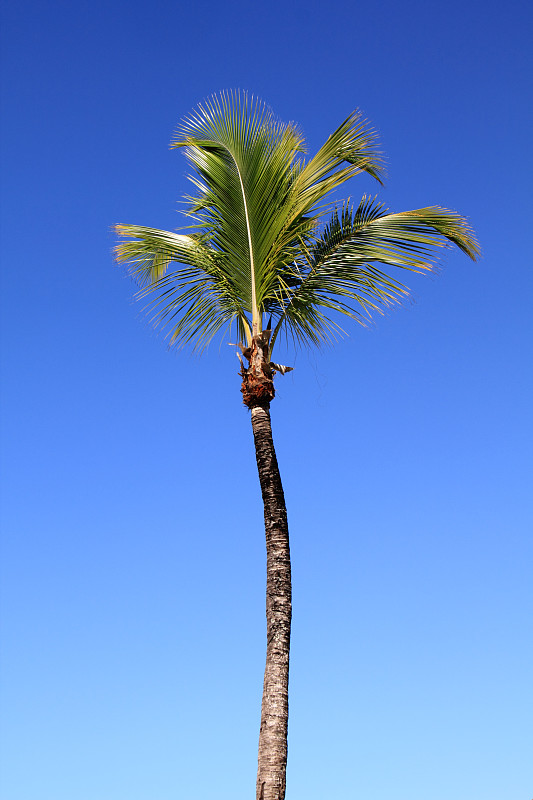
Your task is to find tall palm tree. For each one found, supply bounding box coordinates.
[115,91,479,800]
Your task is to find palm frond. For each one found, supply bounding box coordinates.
[114,223,252,347]
[294,111,385,200]
[170,91,308,332]
[312,197,480,270]
[269,197,479,350]
[115,224,214,285]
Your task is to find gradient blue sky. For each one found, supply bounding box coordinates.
[1,1,532,798]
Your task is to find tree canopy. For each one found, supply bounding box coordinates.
[115,91,479,356]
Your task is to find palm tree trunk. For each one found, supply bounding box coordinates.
[250,403,291,800]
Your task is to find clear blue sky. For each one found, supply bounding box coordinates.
[1,1,532,798]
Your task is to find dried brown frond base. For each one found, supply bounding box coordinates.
[240,332,275,408]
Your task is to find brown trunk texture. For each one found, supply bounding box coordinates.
[250,403,291,800]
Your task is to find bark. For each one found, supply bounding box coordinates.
[239,333,292,798]
[250,401,292,800]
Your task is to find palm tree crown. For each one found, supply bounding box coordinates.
[115,91,479,359]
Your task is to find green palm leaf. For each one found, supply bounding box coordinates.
[269,196,480,349]
[115,223,251,347]
[171,91,309,335]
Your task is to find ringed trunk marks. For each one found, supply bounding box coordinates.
[250,403,291,800]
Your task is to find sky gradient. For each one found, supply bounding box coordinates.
[1,1,532,798]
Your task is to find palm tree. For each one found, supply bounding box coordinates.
[115,91,479,800]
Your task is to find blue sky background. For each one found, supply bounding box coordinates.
[1,1,532,798]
